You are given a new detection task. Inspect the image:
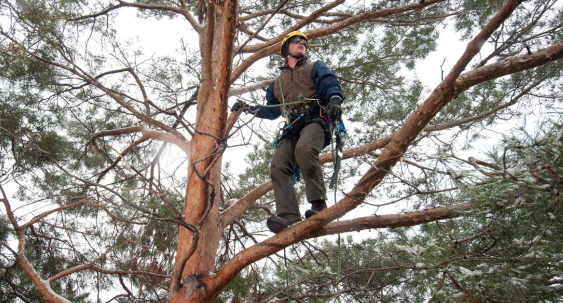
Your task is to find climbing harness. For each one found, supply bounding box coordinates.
[272,94,326,147]
[271,94,347,188]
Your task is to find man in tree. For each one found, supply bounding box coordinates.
[232,31,344,233]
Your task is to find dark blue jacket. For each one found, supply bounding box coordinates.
[251,59,343,120]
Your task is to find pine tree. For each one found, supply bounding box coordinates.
[0,0,562,301]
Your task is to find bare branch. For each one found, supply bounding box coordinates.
[234,0,290,55]
[71,0,202,33]
[48,263,170,284]
[231,0,346,82]
[230,79,274,96]
[96,136,150,183]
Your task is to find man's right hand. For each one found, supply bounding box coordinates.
[231,101,247,112]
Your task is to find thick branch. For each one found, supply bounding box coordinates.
[452,41,563,95]
[91,125,191,156]
[16,252,71,303]
[309,202,473,238]
[215,201,474,293]
[142,130,191,156]
[2,185,72,302]
[90,125,145,152]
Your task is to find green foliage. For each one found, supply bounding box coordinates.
[216,267,265,303]
[228,143,274,200]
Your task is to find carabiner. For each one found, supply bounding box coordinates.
[319,106,326,119]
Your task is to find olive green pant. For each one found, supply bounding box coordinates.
[270,121,327,215]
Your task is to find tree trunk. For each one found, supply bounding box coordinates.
[169,0,238,301]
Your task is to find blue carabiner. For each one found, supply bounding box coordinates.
[337,121,347,137]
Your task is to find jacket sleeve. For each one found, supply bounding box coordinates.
[311,61,344,105]
[249,81,282,120]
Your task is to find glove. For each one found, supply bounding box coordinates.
[327,96,342,121]
[231,101,247,112]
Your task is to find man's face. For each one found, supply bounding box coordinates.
[287,36,307,57]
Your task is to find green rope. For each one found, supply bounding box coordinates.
[329,123,342,303]
[278,77,291,126]
[337,216,342,303]
[284,247,290,302]
[232,93,307,108]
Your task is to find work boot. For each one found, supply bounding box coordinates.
[305,200,327,219]
[267,213,302,233]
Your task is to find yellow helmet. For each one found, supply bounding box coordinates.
[280,31,308,57]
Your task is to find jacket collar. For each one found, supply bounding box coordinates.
[280,56,308,71]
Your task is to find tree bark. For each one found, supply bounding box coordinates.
[168,0,238,301]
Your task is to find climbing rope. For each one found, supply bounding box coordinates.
[284,247,290,302]
[232,93,307,108]
[279,78,292,129]
[328,122,343,303]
